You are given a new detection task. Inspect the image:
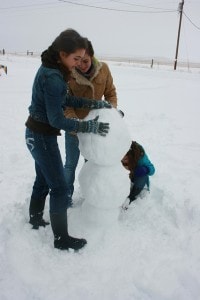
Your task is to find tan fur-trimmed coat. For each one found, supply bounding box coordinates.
[64,61,117,120]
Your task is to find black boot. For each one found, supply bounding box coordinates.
[50,212,87,251]
[29,198,50,229]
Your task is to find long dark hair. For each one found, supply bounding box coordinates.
[41,28,87,79]
[85,39,94,57]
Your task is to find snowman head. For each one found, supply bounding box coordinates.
[77,108,132,166]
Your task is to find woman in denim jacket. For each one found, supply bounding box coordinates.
[121,141,155,209]
[25,29,111,251]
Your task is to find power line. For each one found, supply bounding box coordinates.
[0,1,60,11]
[183,11,200,30]
[0,0,177,14]
[109,0,175,11]
[59,0,176,13]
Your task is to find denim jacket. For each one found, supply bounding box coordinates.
[28,65,92,133]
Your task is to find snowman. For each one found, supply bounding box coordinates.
[78,108,132,227]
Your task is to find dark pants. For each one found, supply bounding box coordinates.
[64,132,80,200]
[25,128,70,213]
[129,175,149,203]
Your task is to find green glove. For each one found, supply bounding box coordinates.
[91,100,112,109]
[78,116,110,137]
[83,100,112,109]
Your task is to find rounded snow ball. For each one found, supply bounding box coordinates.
[78,161,130,209]
[77,108,132,166]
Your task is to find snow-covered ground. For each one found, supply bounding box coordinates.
[0,54,200,300]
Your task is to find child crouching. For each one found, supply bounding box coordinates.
[121,141,155,209]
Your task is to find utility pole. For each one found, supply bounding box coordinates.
[174,0,184,70]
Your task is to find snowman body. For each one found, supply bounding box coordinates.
[78,108,131,226]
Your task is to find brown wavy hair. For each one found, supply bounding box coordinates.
[121,141,144,178]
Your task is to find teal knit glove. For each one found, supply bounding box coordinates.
[78,116,110,137]
[83,100,112,109]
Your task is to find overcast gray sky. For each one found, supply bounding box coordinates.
[0,0,200,62]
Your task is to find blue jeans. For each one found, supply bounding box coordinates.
[64,132,80,200]
[25,128,70,213]
[129,175,149,202]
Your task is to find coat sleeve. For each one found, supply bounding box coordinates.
[142,153,155,176]
[43,74,79,132]
[63,81,78,119]
[63,106,78,119]
[103,63,118,108]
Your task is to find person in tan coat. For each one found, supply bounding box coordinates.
[64,39,118,207]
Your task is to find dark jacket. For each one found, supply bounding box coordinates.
[26,65,96,134]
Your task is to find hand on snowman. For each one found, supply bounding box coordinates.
[78,116,110,136]
[90,100,112,109]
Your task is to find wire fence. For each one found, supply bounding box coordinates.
[1,50,200,71]
[98,55,200,70]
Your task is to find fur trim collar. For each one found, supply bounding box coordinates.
[71,60,103,88]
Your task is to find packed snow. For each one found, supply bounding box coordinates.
[0,54,200,300]
[78,108,131,212]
